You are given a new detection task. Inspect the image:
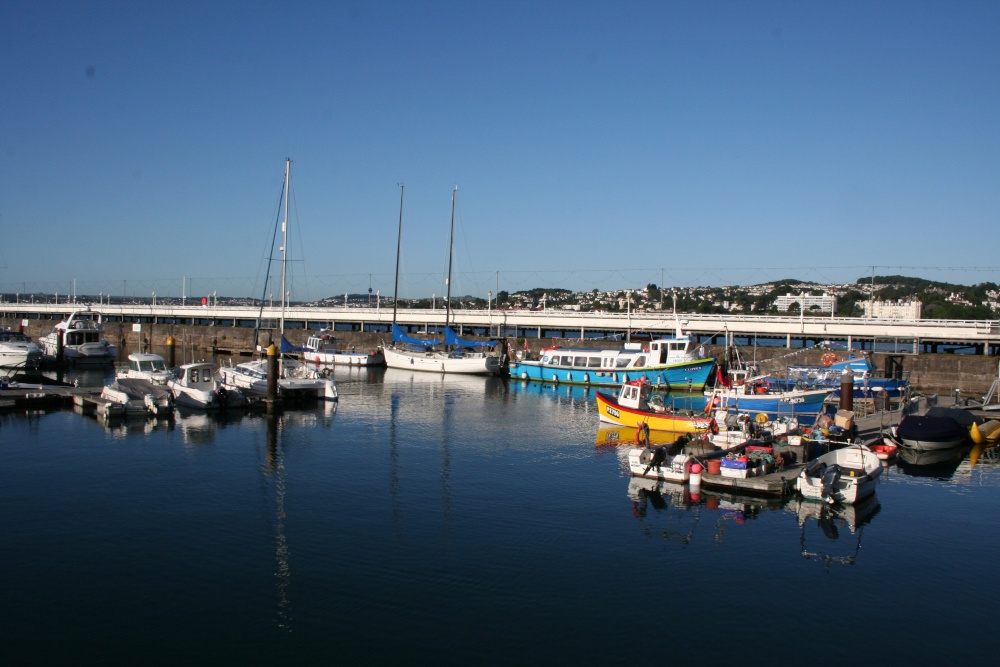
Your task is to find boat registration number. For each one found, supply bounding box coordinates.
[605,407,620,419]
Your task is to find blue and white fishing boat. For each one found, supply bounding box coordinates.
[508,319,715,389]
[705,375,831,417]
[777,353,910,399]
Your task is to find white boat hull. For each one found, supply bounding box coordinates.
[627,447,694,482]
[305,348,385,367]
[382,346,500,375]
[797,445,882,504]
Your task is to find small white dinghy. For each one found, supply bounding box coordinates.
[627,445,695,483]
[797,444,882,504]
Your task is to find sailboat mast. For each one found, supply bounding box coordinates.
[392,184,404,324]
[279,158,290,338]
[445,185,457,328]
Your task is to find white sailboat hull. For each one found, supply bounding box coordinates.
[382,346,500,375]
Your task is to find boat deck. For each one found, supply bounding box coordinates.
[697,464,803,496]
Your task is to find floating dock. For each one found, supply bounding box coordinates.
[696,464,804,496]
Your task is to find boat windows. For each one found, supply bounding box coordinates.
[574,356,588,366]
[560,355,574,366]
[615,357,630,369]
[588,357,602,368]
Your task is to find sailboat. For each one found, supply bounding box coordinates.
[381,185,503,375]
[218,159,338,401]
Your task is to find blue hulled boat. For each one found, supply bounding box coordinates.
[775,353,910,399]
[508,320,715,389]
[705,376,831,417]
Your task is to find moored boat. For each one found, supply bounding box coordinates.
[38,308,117,365]
[627,445,696,482]
[705,377,830,417]
[797,444,882,504]
[118,352,173,384]
[0,328,42,369]
[168,361,245,410]
[596,378,718,435]
[865,435,899,461]
[304,330,385,367]
[508,319,714,389]
[101,377,174,418]
[894,413,969,451]
[381,186,504,376]
[778,352,910,399]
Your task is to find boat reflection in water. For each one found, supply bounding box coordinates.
[896,445,970,479]
[790,493,881,568]
[625,476,786,545]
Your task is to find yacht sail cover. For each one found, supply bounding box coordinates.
[280,335,310,353]
[444,326,495,349]
[392,324,440,348]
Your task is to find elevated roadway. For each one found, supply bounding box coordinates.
[4,302,998,354]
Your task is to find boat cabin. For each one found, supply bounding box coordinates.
[121,352,172,383]
[617,379,668,413]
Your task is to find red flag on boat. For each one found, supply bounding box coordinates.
[715,365,732,389]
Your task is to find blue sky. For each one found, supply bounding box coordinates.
[2,1,998,302]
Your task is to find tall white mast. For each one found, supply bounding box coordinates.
[280,158,290,339]
[445,185,457,329]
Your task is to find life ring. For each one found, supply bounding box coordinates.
[821,352,838,367]
[755,412,768,424]
[635,422,650,446]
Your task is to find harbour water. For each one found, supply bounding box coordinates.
[3,366,998,665]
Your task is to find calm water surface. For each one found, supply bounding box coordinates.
[3,367,998,665]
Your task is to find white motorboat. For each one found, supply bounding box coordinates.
[38,308,117,365]
[797,444,882,504]
[0,329,42,368]
[626,445,695,483]
[303,331,385,367]
[101,377,174,418]
[168,361,244,410]
[219,357,338,402]
[381,185,504,376]
[118,352,173,384]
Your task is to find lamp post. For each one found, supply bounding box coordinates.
[626,290,632,343]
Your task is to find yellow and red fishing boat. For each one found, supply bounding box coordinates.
[596,378,718,434]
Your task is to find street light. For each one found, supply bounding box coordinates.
[626,290,632,342]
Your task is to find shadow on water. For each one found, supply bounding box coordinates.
[895,445,970,479]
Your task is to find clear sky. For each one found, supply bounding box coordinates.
[2,0,998,302]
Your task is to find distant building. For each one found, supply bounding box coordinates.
[862,299,922,319]
[774,293,837,314]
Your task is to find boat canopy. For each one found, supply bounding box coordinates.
[280,335,310,354]
[444,326,494,349]
[392,323,440,349]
